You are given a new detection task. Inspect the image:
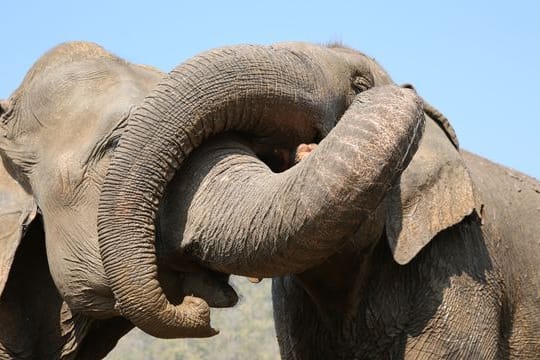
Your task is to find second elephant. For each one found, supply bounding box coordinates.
[0,42,238,359]
[104,42,540,358]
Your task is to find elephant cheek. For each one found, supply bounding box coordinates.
[40,204,116,317]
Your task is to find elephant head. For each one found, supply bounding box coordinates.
[96,43,437,338]
[0,42,241,357]
[0,41,166,317]
[143,46,533,360]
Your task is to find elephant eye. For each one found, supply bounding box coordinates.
[104,134,120,152]
[83,130,122,168]
[97,133,120,159]
[352,75,372,94]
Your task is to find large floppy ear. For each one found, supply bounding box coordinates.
[0,104,37,296]
[385,97,479,265]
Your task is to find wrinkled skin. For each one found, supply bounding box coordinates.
[270,149,540,358]
[0,42,238,359]
[167,125,540,359]
[97,42,425,338]
[104,42,540,357]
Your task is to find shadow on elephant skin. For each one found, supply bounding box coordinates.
[275,207,505,358]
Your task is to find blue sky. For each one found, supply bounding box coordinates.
[2,1,538,177]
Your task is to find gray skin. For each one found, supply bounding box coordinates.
[99,42,540,357]
[96,43,425,338]
[0,42,237,359]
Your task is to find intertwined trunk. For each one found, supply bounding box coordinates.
[97,43,423,338]
[162,87,424,277]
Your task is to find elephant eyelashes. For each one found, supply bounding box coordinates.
[104,135,120,152]
[94,114,129,159]
[83,132,121,169]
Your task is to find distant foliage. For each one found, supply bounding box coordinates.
[106,276,279,360]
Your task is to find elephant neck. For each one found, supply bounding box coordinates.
[295,241,377,323]
[277,237,410,358]
[277,223,500,358]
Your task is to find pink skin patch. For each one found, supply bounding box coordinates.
[294,143,318,164]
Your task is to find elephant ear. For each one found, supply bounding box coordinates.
[385,107,479,265]
[0,148,37,297]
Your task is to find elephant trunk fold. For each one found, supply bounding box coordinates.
[97,43,423,338]
[172,86,424,277]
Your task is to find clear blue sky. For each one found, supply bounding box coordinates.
[1,1,538,177]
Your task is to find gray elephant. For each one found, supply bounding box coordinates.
[97,42,540,358]
[0,42,238,359]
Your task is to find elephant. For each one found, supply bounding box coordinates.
[0,42,239,359]
[96,42,540,358]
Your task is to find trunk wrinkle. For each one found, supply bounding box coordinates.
[98,44,416,338]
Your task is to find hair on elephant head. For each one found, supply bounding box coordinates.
[0,42,239,358]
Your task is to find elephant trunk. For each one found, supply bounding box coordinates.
[163,86,424,277]
[97,43,417,338]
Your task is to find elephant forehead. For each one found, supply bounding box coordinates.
[326,45,394,86]
[18,57,159,135]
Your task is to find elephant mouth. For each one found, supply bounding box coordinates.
[257,143,319,172]
[248,132,322,173]
[235,110,325,172]
[253,144,298,173]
